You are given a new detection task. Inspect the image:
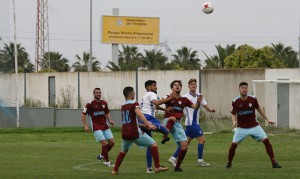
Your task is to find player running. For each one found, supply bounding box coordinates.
[112,86,169,175]
[81,87,115,167]
[140,80,175,173]
[226,82,282,168]
[169,78,215,167]
[162,80,202,172]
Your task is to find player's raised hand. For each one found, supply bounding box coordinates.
[210,108,216,113]
[169,91,177,99]
[197,94,203,102]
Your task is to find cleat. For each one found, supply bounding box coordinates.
[168,157,177,167]
[225,162,232,168]
[103,161,115,167]
[112,170,119,175]
[146,168,154,174]
[97,154,104,162]
[272,162,282,168]
[174,167,183,172]
[155,166,169,173]
[198,161,210,167]
[161,137,170,144]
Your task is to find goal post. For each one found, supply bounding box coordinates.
[252,80,300,129]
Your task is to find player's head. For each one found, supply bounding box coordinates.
[188,78,197,92]
[93,87,101,100]
[170,80,182,93]
[239,82,248,97]
[144,80,157,93]
[123,86,135,100]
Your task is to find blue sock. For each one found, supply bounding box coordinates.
[173,146,181,158]
[198,144,204,159]
[156,124,169,135]
[146,147,152,168]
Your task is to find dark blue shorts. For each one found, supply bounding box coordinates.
[185,124,203,139]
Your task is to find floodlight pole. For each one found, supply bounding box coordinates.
[112,8,119,66]
[89,0,93,72]
[12,0,20,128]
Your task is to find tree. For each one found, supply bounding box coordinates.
[0,42,34,73]
[40,52,70,72]
[203,44,236,69]
[224,44,285,68]
[172,46,201,70]
[271,43,299,68]
[106,45,143,71]
[141,49,173,70]
[72,52,101,72]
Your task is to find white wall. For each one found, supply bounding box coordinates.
[265,69,300,129]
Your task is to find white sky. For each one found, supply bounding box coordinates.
[1,0,300,69]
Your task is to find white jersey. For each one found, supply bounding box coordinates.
[183,92,207,126]
[140,91,158,116]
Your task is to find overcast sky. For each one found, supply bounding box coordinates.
[1,0,300,69]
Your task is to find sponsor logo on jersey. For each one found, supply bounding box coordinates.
[93,111,105,116]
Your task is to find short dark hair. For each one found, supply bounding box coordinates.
[188,78,197,84]
[170,80,182,89]
[239,82,248,87]
[123,86,134,98]
[93,87,101,93]
[144,80,156,88]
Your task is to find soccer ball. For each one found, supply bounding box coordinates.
[202,2,214,14]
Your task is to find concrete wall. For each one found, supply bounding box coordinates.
[201,69,265,117]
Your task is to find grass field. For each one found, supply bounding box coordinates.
[0,127,300,179]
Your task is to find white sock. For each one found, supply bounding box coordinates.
[171,156,176,160]
[198,159,203,162]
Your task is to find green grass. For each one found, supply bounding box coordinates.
[0,127,299,179]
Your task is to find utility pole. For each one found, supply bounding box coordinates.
[35,0,50,71]
[112,8,119,66]
[89,0,93,72]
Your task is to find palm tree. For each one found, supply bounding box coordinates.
[203,44,236,69]
[0,42,34,73]
[141,49,171,70]
[271,43,299,68]
[72,52,101,72]
[172,46,201,70]
[41,52,70,72]
[106,45,143,71]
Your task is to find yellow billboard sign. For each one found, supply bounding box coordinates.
[102,16,159,45]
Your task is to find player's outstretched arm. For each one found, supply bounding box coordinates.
[81,114,90,132]
[257,107,276,125]
[135,107,156,130]
[203,104,216,113]
[152,91,176,106]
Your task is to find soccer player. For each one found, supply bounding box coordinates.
[81,87,115,167]
[169,78,215,167]
[226,82,282,168]
[140,80,176,173]
[163,80,203,172]
[112,86,169,175]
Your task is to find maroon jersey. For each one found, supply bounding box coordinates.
[164,96,193,120]
[231,95,260,128]
[121,101,140,140]
[82,100,110,131]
